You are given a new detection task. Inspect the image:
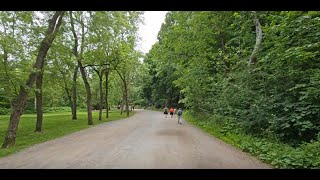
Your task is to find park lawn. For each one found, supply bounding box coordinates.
[0,110,135,158]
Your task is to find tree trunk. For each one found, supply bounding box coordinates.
[105,69,109,119]
[99,75,103,121]
[2,11,65,148]
[249,11,263,65]
[124,81,129,117]
[116,70,128,116]
[92,68,103,121]
[71,65,78,120]
[64,80,72,117]
[69,11,92,125]
[120,95,124,115]
[78,61,93,125]
[60,69,73,119]
[35,69,43,132]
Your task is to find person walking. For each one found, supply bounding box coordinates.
[177,108,183,124]
[163,106,168,118]
[169,107,174,118]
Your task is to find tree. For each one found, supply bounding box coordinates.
[2,11,65,148]
[146,11,320,145]
[90,66,104,120]
[34,66,44,132]
[0,12,34,111]
[71,65,78,120]
[69,11,93,125]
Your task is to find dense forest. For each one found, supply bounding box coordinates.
[142,11,320,168]
[1,11,320,168]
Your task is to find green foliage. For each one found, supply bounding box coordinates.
[145,11,320,168]
[184,111,320,169]
[0,11,143,149]
[0,11,144,113]
[0,108,10,115]
[145,11,320,145]
[43,107,71,113]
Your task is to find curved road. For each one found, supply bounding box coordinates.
[0,110,271,169]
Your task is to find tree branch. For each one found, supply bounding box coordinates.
[249,11,263,65]
[116,69,125,82]
[80,13,85,56]
[83,63,111,68]
[69,11,79,57]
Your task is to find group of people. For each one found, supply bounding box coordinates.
[163,106,183,124]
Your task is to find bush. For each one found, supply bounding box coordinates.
[43,107,71,113]
[185,111,320,169]
[0,108,10,115]
[24,109,36,114]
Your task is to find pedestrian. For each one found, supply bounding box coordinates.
[169,107,174,118]
[163,106,168,118]
[173,108,176,117]
[177,108,183,124]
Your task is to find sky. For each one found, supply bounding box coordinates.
[137,11,168,54]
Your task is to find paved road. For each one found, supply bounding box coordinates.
[0,109,271,169]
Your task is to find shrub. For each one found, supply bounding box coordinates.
[43,107,71,113]
[0,107,10,115]
[185,111,320,169]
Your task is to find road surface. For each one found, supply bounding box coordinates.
[0,109,271,169]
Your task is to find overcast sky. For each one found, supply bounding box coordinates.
[137,11,167,54]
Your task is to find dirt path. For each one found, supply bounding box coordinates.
[0,110,271,169]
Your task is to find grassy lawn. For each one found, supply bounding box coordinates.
[0,110,135,158]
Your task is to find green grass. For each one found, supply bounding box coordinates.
[0,110,135,158]
[184,111,320,169]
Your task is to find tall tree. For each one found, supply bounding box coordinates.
[91,67,104,120]
[2,11,65,148]
[71,65,78,119]
[0,12,34,111]
[69,11,93,125]
[34,68,44,132]
[49,29,79,120]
